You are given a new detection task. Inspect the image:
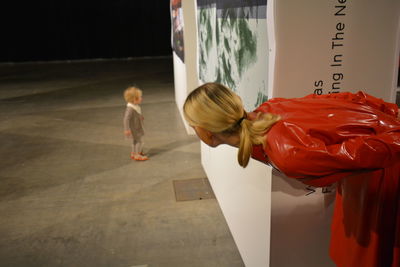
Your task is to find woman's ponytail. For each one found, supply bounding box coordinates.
[237,119,253,167]
[237,113,280,167]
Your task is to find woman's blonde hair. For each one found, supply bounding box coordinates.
[124,86,142,103]
[183,83,280,167]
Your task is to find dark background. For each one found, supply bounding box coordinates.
[0,0,172,63]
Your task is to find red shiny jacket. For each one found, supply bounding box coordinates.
[251,92,400,267]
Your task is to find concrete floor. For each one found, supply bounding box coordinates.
[0,58,244,267]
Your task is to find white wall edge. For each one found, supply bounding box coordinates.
[267,0,276,99]
[392,15,400,98]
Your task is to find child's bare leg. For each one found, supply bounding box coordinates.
[132,139,148,161]
[130,142,137,159]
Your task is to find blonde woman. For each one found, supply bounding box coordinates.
[183,82,400,267]
[123,86,148,161]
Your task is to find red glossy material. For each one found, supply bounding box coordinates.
[251,92,400,267]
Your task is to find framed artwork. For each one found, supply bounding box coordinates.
[197,0,269,110]
[171,0,185,63]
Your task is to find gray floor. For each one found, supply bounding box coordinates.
[0,58,244,267]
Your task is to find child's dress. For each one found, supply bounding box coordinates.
[123,103,144,151]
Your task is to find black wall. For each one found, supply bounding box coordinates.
[1,1,172,62]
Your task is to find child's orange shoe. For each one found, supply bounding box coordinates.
[133,155,149,161]
[131,152,147,158]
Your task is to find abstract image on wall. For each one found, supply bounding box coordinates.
[171,0,185,63]
[197,0,268,110]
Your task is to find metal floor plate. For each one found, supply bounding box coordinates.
[173,178,215,201]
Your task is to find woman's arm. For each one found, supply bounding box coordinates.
[267,124,400,186]
[305,91,399,118]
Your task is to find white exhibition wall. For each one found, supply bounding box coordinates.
[196,1,272,266]
[272,0,400,100]
[201,144,271,267]
[269,3,399,266]
[172,51,188,130]
[173,0,198,135]
[173,0,400,267]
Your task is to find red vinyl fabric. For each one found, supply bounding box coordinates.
[251,92,400,267]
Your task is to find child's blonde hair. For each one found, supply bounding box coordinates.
[124,86,142,103]
[183,83,280,167]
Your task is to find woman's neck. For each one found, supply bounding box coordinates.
[214,132,240,148]
[222,112,257,147]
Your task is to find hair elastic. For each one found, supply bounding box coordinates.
[236,116,245,125]
[235,112,247,127]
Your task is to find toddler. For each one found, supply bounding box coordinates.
[123,86,149,161]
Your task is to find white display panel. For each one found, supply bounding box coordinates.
[272,0,400,101]
[173,0,198,135]
[269,0,399,266]
[173,52,190,133]
[201,143,271,267]
[174,1,400,267]
[196,1,273,266]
